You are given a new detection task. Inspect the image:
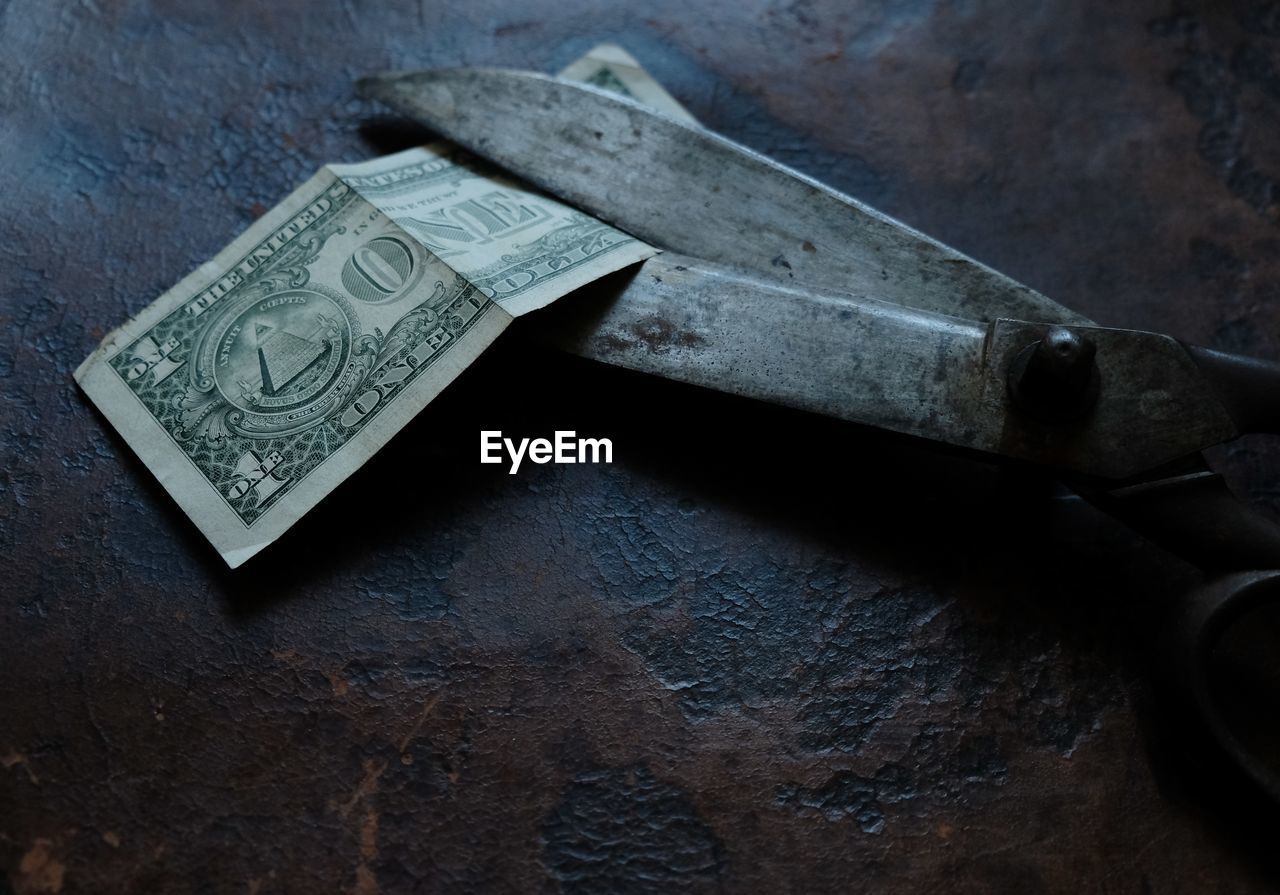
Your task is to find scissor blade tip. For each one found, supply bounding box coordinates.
[356,70,462,124]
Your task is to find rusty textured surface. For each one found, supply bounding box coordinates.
[5,0,1280,892]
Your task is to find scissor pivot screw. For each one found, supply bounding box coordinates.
[1007,326,1101,423]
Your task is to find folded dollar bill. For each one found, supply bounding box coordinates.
[75,45,681,567]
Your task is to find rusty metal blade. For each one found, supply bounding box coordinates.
[526,254,1236,480]
[358,67,1089,326]
[359,68,1250,481]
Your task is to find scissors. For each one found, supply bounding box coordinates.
[360,66,1280,805]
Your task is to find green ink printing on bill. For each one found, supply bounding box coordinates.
[75,44,683,566]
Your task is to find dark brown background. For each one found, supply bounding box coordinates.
[6,0,1280,892]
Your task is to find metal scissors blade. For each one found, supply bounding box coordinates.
[528,252,1234,480]
[357,67,1280,477]
[358,67,1087,325]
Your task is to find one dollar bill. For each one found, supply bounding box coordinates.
[76,45,681,567]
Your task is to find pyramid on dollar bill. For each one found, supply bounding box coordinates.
[257,326,324,395]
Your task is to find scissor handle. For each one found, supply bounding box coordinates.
[1084,466,1280,570]
[1076,467,1280,804]
[1168,571,1280,805]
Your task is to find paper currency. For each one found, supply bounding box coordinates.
[75,45,683,567]
[557,44,696,123]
